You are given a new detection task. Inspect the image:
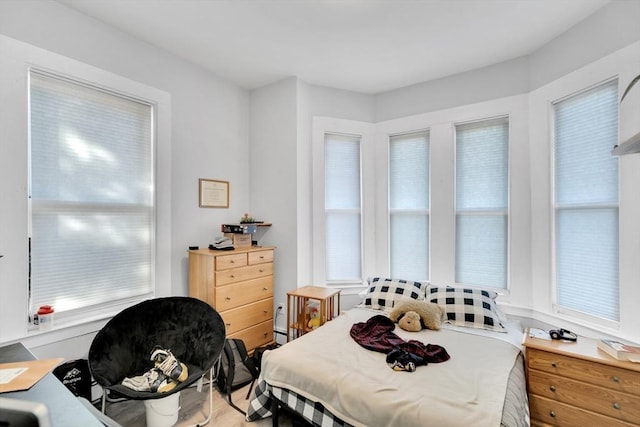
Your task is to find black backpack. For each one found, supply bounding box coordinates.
[216,339,258,414]
[52,359,92,401]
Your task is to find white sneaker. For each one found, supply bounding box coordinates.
[150,347,188,382]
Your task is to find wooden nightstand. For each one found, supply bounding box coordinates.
[286,285,340,341]
[523,329,640,427]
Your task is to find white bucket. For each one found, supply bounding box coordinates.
[143,392,180,427]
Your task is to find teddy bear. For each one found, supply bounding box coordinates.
[388,300,445,332]
[307,306,321,330]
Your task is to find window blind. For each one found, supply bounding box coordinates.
[325,133,361,281]
[389,131,429,281]
[554,79,619,321]
[29,71,154,318]
[455,117,508,289]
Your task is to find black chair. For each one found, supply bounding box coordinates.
[88,297,225,426]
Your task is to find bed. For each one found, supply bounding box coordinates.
[246,279,530,427]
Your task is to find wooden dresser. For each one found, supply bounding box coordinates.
[523,330,640,427]
[188,246,275,353]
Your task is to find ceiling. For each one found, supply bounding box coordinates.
[57,0,611,94]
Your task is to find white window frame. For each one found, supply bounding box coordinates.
[312,97,526,296]
[551,78,619,323]
[0,35,171,346]
[453,116,511,290]
[312,117,375,289]
[388,130,431,282]
[375,96,526,296]
[529,40,640,342]
[28,67,157,326]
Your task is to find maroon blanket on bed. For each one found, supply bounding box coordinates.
[350,314,450,369]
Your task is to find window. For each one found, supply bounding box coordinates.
[455,117,509,289]
[324,133,362,282]
[553,79,619,321]
[389,131,429,281]
[29,70,155,322]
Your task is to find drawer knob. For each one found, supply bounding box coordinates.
[230,260,235,263]
[225,297,231,301]
[263,332,268,337]
[549,385,556,392]
[259,269,264,273]
[551,362,557,368]
[263,287,268,291]
[612,376,620,383]
[225,322,231,327]
[613,402,621,410]
[229,274,235,278]
[263,310,268,314]
[259,256,264,259]
[549,411,556,418]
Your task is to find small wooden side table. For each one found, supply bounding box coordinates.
[287,285,341,341]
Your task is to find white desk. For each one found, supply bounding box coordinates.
[0,343,103,427]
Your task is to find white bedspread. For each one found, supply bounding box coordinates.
[262,307,522,427]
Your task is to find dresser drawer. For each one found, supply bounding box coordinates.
[215,253,247,270]
[220,298,273,335]
[215,253,248,270]
[529,394,636,427]
[248,249,273,265]
[215,262,273,286]
[528,370,640,424]
[228,320,273,354]
[215,276,273,311]
[528,348,640,396]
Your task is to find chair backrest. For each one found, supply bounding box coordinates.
[88,297,225,387]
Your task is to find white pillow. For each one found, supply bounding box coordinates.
[358,277,427,311]
[426,285,506,332]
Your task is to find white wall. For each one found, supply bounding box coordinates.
[375,0,640,122]
[375,56,530,121]
[249,77,299,336]
[249,78,374,333]
[0,0,250,358]
[528,0,640,90]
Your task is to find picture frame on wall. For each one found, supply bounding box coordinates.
[199,178,229,208]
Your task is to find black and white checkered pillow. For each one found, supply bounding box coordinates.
[427,286,506,332]
[359,277,426,311]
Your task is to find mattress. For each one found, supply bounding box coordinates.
[247,307,529,427]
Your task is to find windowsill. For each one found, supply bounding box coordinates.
[3,308,123,349]
[498,303,632,344]
[334,285,367,295]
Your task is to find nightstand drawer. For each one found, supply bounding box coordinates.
[214,276,273,311]
[528,348,640,396]
[215,262,273,286]
[528,370,640,423]
[529,394,636,427]
[220,298,273,335]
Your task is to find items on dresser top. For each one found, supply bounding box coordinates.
[524,329,640,427]
[188,246,276,353]
[598,339,640,363]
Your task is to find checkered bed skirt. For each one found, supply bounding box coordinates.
[246,379,352,427]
